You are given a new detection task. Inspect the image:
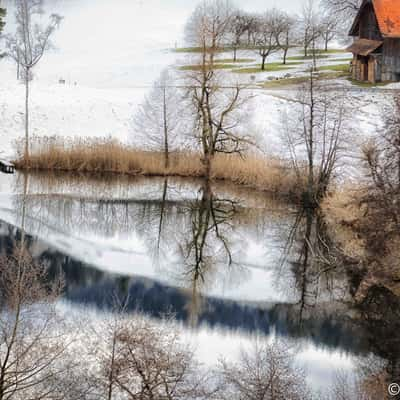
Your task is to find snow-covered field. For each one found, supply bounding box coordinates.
[0,0,393,170]
[0,1,392,393]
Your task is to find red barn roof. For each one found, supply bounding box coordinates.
[350,0,400,38]
[372,0,400,37]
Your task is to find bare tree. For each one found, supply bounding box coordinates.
[273,10,296,65]
[219,341,311,400]
[320,11,340,52]
[96,315,218,400]
[359,93,400,248]
[5,0,62,160]
[0,250,73,400]
[363,94,400,197]
[133,69,184,168]
[184,0,251,177]
[283,72,346,205]
[184,0,233,55]
[321,0,361,19]
[299,0,321,58]
[253,11,280,71]
[228,10,248,62]
[242,12,259,46]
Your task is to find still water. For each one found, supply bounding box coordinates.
[0,172,388,393]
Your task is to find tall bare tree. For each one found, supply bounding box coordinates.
[5,0,62,160]
[273,10,296,65]
[299,0,321,58]
[228,10,248,62]
[283,72,346,205]
[184,0,251,177]
[133,69,184,168]
[320,10,340,51]
[360,93,400,240]
[185,0,233,56]
[253,11,280,71]
[0,250,72,400]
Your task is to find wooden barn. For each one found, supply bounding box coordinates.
[348,0,400,83]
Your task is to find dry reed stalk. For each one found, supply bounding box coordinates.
[14,137,303,199]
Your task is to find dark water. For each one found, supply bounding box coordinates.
[0,172,398,392]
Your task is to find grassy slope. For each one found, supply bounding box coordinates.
[318,64,350,72]
[214,58,255,63]
[178,63,240,71]
[260,71,350,88]
[233,62,302,74]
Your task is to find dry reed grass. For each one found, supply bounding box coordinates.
[321,188,367,260]
[14,137,304,199]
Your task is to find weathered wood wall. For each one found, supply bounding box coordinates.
[382,39,400,81]
[358,3,382,40]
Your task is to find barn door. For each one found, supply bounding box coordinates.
[363,59,369,81]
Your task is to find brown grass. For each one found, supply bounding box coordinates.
[321,188,367,260]
[14,137,304,200]
[322,186,400,297]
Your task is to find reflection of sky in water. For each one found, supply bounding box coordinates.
[0,173,300,303]
[61,301,356,393]
[0,172,362,393]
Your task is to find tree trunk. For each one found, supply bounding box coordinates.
[156,178,168,252]
[24,68,30,161]
[233,46,237,62]
[162,86,169,169]
[261,55,267,71]
[283,48,288,65]
[107,331,117,400]
[203,151,212,179]
[307,72,315,204]
[324,35,328,52]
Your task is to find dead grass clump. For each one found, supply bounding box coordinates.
[14,137,203,177]
[210,154,304,196]
[321,187,367,260]
[14,137,303,199]
[322,185,400,297]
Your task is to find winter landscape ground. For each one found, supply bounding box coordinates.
[1,0,400,399]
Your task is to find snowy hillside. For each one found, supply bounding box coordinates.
[0,0,386,165]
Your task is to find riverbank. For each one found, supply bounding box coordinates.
[14,137,305,200]
[322,187,400,301]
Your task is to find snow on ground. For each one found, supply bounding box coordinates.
[0,0,391,174]
[0,79,147,157]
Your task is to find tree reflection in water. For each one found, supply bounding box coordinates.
[279,206,350,326]
[5,172,392,361]
[171,179,240,326]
